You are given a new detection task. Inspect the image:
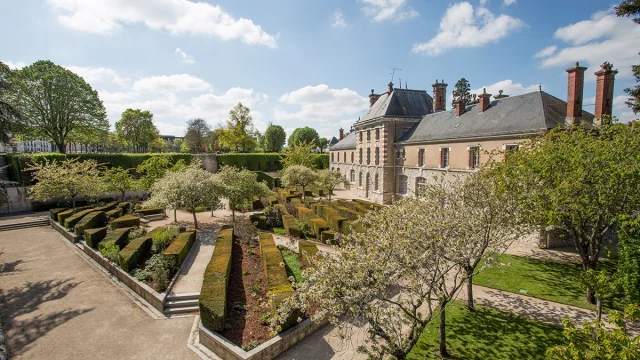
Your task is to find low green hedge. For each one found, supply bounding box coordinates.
[249,213,268,230]
[57,209,75,224]
[254,171,281,189]
[118,202,132,213]
[98,227,132,251]
[217,153,282,171]
[110,215,140,229]
[320,230,337,244]
[283,215,303,238]
[74,211,106,235]
[85,227,107,248]
[164,231,196,268]
[64,208,98,230]
[95,201,119,212]
[200,226,234,332]
[118,235,152,272]
[310,218,329,238]
[333,206,360,220]
[136,207,165,216]
[259,233,298,331]
[49,208,68,220]
[298,240,319,265]
[106,208,122,220]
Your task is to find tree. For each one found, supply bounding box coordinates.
[115,109,159,153]
[27,158,102,209]
[262,123,286,152]
[288,127,319,148]
[216,166,269,221]
[149,137,169,153]
[546,304,640,359]
[5,60,108,154]
[317,138,329,153]
[615,1,640,115]
[451,78,471,107]
[316,169,349,200]
[281,141,317,169]
[184,118,211,153]
[147,162,222,229]
[103,167,136,201]
[281,165,317,200]
[579,269,620,322]
[0,61,20,144]
[617,215,640,304]
[136,157,173,190]
[489,121,640,303]
[171,138,184,153]
[217,103,258,152]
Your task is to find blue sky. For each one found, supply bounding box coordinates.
[2,0,639,139]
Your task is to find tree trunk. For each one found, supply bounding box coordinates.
[439,300,449,358]
[121,191,126,202]
[231,206,236,222]
[302,185,305,200]
[596,297,603,322]
[467,273,475,312]
[582,261,597,304]
[173,209,177,223]
[72,196,76,210]
[56,142,66,154]
[192,209,198,229]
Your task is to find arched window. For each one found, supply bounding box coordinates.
[359,172,363,187]
[374,173,379,191]
[398,175,408,194]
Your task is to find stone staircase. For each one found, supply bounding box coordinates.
[0,218,49,232]
[164,292,200,316]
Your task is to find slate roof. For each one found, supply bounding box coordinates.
[358,89,433,123]
[329,131,356,150]
[396,91,594,144]
[328,136,339,146]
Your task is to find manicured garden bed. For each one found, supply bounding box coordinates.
[407,301,567,359]
[474,254,625,311]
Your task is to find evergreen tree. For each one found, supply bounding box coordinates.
[452,78,471,107]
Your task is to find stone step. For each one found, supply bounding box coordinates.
[166,292,200,301]
[164,299,199,308]
[164,305,199,315]
[0,220,49,232]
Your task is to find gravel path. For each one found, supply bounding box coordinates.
[169,229,219,295]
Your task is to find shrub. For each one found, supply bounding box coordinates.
[118,202,132,213]
[84,227,107,248]
[200,226,233,332]
[134,253,176,292]
[57,209,74,224]
[127,227,147,240]
[298,240,319,266]
[118,236,152,272]
[136,207,165,216]
[49,208,67,220]
[74,211,106,235]
[234,217,257,246]
[110,215,140,229]
[105,208,122,221]
[249,213,268,230]
[282,215,303,238]
[99,227,132,251]
[264,206,283,228]
[320,230,337,245]
[95,201,119,212]
[100,240,120,263]
[334,206,360,220]
[151,231,171,253]
[164,231,196,268]
[310,218,329,238]
[63,208,96,230]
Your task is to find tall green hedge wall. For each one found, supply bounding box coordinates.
[216,153,329,172]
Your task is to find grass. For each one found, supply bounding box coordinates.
[474,254,625,311]
[281,248,304,283]
[272,227,286,235]
[408,301,566,360]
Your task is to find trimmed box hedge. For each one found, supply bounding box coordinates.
[49,208,68,220]
[249,213,268,230]
[85,227,107,248]
[57,209,74,224]
[106,208,122,220]
[74,211,106,235]
[298,240,319,264]
[136,207,165,216]
[200,226,233,332]
[118,235,152,272]
[95,201,118,212]
[283,215,303,238]
[110,215,140,229]
[118,202,132,213]
[164,231,196,268]
[64,208,98,230]
[334,206,360,220]
[310,218,329,238]
[98,227,132,251]
[320,230,337,244]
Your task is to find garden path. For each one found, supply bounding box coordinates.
[168,228,219,295]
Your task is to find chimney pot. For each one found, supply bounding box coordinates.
[594,61,618,121]
[339,128,344,140]
[566,61,588,123]
[478,90,492,113]
[388,82,394,94]
[369,90,381,108]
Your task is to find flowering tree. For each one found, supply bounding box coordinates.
[147,163,222,228]
[281,165,317,200]
[216,166,269,221]
[316,169,349,200]
[281,141,316,169]
[102,167,137,201]
[27,158,102,209]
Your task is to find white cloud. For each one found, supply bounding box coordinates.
[472,79,542,98]
[331,10,348,28]
[412,2,524,56]
[537,9,640,79]
[98,90,140,104]
[2,60,26,69]
[504,0,516,5]
[534,45,557,58]
[480,0,488,5]
[132,74,211,93]
[582,95,637,122]
[47,0,278,48]
[155,122,186,136]
[175,48,195,64]
[360,0,419,22]
[65,65,128,86]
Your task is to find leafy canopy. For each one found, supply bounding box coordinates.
[288,126,319,148]
[102,167,137,201]
[217,102,258,152]
[115,108,159,152]
[281,141,317,169]
[216,166,269,215]
[262,123,286,152]
[315,169,349,200]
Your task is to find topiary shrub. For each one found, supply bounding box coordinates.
[118,236,152,272]
[136,207,165,216]
[118,202,132,213]
[95,201,119,212]
[49,208,68,220]
[320,230,337,244]
[164,231,196,268]
[110,215,140,229]
[105,208,122,221]
[298,239,319,266]
[249,213,268,230]
[84,227,107,248]
[99,227,132,251]
[200,226,233,332]
[64,208,98,230]
[282,214,303,238]
[74,211,106,235]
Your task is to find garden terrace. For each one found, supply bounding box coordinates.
[200,226,233,332]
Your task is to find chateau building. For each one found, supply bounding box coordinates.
[329,62,618,204]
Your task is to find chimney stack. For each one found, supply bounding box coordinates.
[432,79,448,113]
[369,89,380,108]
[339,128,344,140]
[594,62,618,121]
[478,88,492,113]
[456,101,465,117]
[565,62,587,124]
[388,82,394,94]
[493,90,509,100]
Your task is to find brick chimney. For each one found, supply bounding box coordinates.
[456,101,465,117]
[565,62,587,123]
[594,62,618,121]
[388,82,394,94]
[369,89,380,108]
[339,128,344,140]
[478,88,491,113]
[432,79,448,112]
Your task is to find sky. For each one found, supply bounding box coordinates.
[2,0,639,139]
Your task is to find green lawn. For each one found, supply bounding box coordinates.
[408,301,566,360]
[280,247,304,283]
[474,254,625,311]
